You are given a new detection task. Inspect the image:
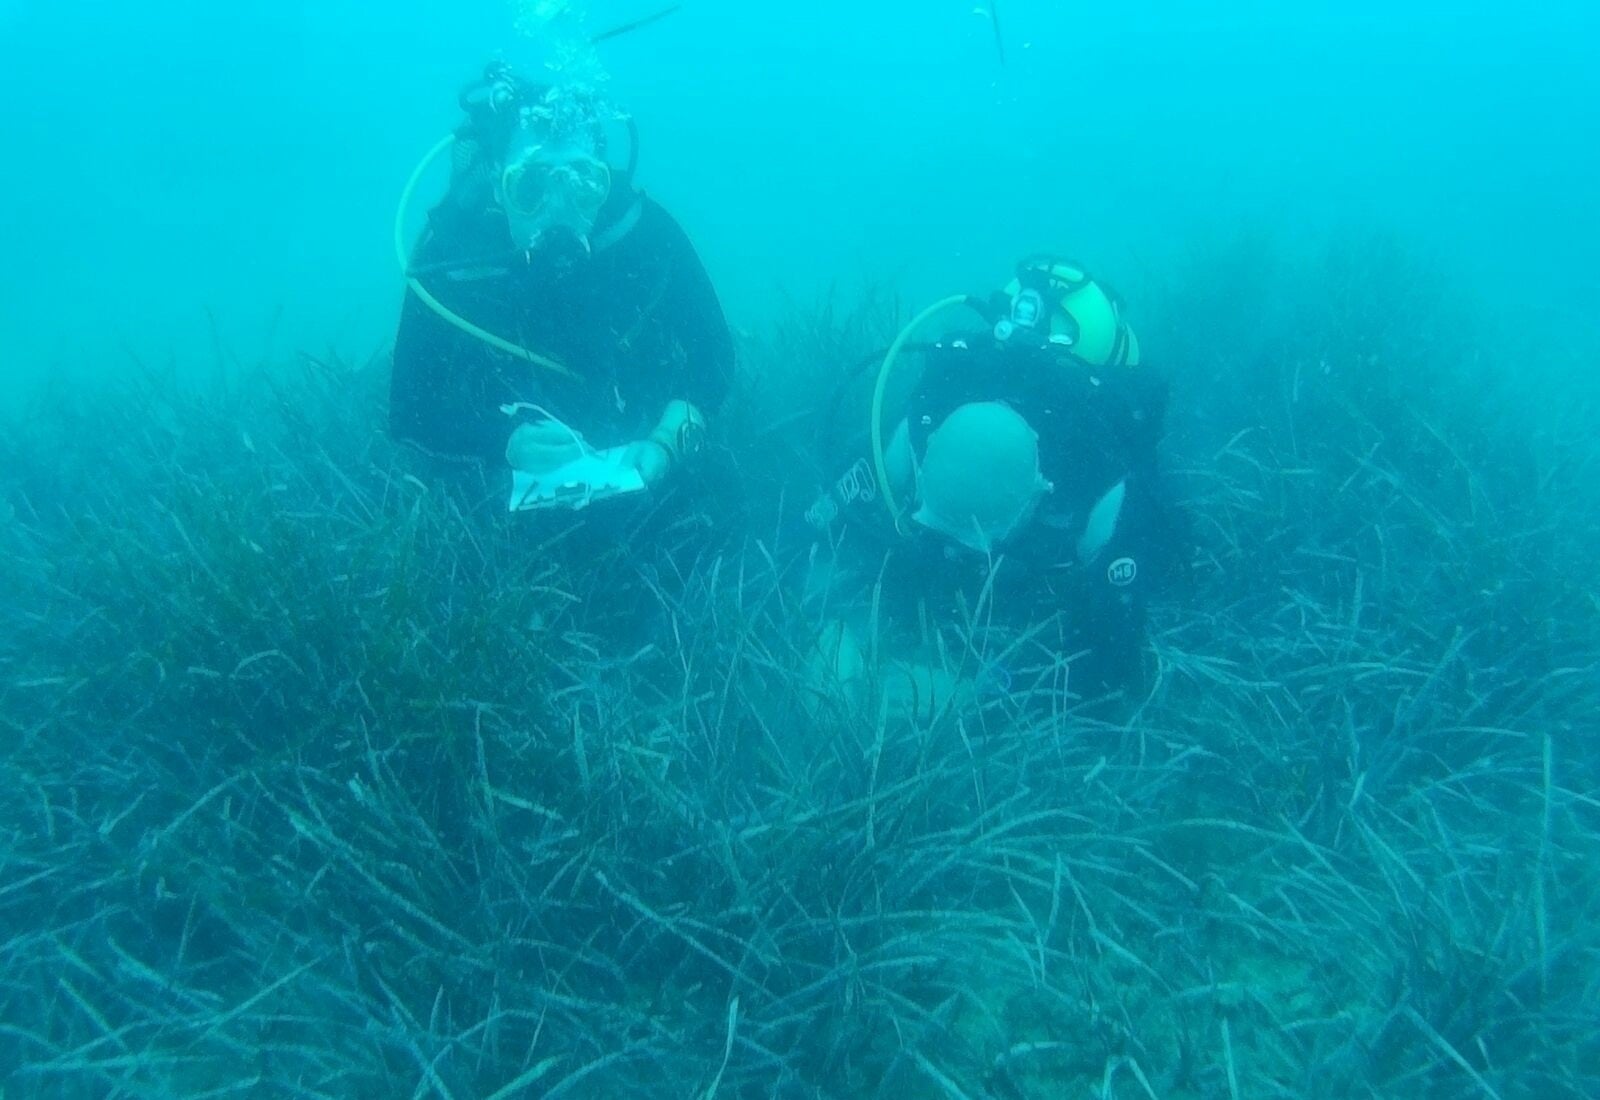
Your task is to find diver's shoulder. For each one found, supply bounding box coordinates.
[627,192,696,244]
[608,192,719,285]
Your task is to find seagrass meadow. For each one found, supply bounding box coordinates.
[1,233,1597,1098]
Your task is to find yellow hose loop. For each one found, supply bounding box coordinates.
[394,134,578,380]
[870,294,981,528]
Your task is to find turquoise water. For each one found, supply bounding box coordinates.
[2,2,1594,401]
[2,3,1598,1097]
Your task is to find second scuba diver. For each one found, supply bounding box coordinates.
[804,258,1187,715]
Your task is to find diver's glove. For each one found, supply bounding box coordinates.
[623,400,706,487]
[881,659,975,725]
[803,618,978,725]
[506,417,589,474]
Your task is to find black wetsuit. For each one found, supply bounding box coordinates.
[814,337,1180,695]
[390,188,734,465]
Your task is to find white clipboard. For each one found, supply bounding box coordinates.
[508,446,647,512]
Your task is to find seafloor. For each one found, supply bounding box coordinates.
[2,236,1596,1098]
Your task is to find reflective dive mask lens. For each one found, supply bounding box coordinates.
[500,153,612,222]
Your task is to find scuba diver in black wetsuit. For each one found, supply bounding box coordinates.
[804,259,1187,710]
[389,63,734,519]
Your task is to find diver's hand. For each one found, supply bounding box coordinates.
[618,400,708,488]
[622,438,674,487]
[881,659,975,724]
[507,419,587,474]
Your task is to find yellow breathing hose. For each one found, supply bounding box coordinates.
[869,294,981,527]
[394,134,577,379]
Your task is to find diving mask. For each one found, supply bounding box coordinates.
[499,147,612,251]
